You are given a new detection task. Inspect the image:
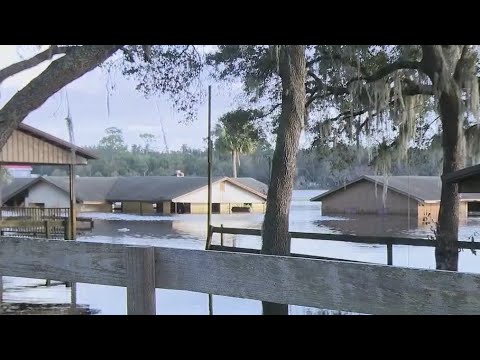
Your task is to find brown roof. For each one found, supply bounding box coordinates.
[18,123,98,160]
[310,175,480,203]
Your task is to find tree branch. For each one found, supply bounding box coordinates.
[306,52,369,76]
[0,46,71,84]
[347,60,422,85]
[0,45,123,148]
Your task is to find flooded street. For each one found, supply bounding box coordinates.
[3,189,480,315]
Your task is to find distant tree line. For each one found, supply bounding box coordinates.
[32,126,445,190]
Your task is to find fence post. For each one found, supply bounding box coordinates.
[205,225,213,250]
[126,246,156,315]
[63,218,73,287]
[64,219,69,240]
[387,242,393,265]
[71,283,77,311]
[220,224,224,247]
[44,220,50,239]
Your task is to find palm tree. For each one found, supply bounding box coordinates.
[214,109,262,178]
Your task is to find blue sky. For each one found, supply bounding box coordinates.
[0,45,312,151]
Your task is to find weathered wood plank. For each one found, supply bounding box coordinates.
[0,237,126,286]
[154,247,480,315]
[3,237,480,315]
[211,226,480,250]
[126,246,156,315]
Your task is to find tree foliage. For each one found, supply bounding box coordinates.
[214,109,264,177]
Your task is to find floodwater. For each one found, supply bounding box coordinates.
[3,189,480,315]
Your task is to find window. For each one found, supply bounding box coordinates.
[176,203,191,214]
[30,203,45,208]
[212,203,220,214]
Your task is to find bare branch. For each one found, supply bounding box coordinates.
[261,103,281,118]
[0,46,71,84]
[0,45,123,148]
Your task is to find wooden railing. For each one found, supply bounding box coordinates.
[1,236,480,314]
[0,207,94,239]
[1,207,69,219]
[0,219,66,239]
[208,225,480,265]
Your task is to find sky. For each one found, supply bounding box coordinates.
[0,46,239,151]
[0,45,312,152]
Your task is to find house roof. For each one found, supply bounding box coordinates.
[105,176,268,202]
[42,176,118,202]
[1,177,40,202]
[310,175,480,203]
[1,175,269,204]
[1,176,118,204]
[233,177,269,195]
[17,123,98,160]
[443,163,480,184]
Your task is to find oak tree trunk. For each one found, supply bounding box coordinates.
[261,45,306,315]
[436,91,462,270]
[421,45,463,271]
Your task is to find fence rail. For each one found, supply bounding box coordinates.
[1,237,480,315]
[1,207,69,219]
[209,226,480,265]
[0,207,93,239]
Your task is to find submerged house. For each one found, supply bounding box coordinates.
[106,176,268,215]
[2,175,268,215]
[310,175,480,223]
[2,176,116,212]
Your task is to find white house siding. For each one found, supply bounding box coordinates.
[172,180,265,204]
[25,182,70,208]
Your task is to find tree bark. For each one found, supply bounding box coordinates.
[0,45,122,148]
[232,149,237,178]
[261,45,306,315]
[420,45,463,271]
[436,90,462,270]
[0,46,69,84]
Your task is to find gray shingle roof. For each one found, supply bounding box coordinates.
[1,176,269,204]
[42,176,118,202]
[234,177,269,195]
[1,177,38,203]
[105,176,224,202]
[310,175,480,202]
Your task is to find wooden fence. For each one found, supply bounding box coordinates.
[208,225,480,265]
[0,207,94,239]
[1,207,69,219]
[0,219,66,239]
[1,237,480,314]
